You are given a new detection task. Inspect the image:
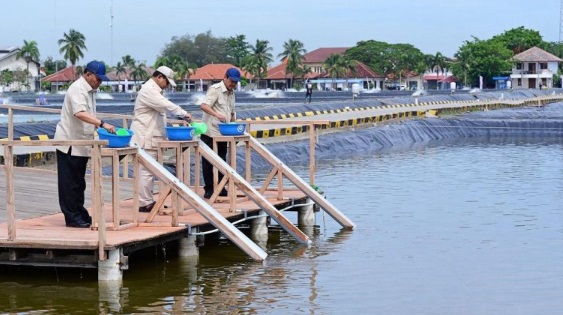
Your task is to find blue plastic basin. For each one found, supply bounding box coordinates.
[218,122,246,136]
[165,126,195,140]
[98,128,134,148]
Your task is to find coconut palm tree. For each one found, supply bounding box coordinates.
[243,39,273,89]
[121,55,136,68]
[114,61,127,91]
[277,39,307,89]
[130,61,148,91]
[323,54,348,90]
[16,40,40,91]
[432,52,446,89]
[58,29,87,80]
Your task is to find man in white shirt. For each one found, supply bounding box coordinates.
[130,66,192,212]
[54,60,116,228]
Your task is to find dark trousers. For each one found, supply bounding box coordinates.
[56,148,91,224]
[200,134,227,194]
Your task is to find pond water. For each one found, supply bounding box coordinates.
[0,136,561,314]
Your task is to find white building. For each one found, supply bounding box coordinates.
[510,46,562,89]
[0,46,42,92]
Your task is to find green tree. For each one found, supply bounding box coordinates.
[278,39,307,88]
[345,40,389,74]
[323,53,348,90]
[0,69,14,89]
[451,37,513,88]
[243,39,273,89]
[161,31,229,67]
[43,57,67,76]
[226,34,250,67]
[432,52,447,89]
[121,55,136,68]
[16,40,40,75]
[114,61,127,91]
[58,29,87,80]
[491,26,543,53]
[130,61,148,91]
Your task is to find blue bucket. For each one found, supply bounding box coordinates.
[218,122,246,136]
[98,128,134,148]
[165,126,195,140]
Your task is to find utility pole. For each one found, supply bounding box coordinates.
[560,0,563,42]
[110,0,114,66]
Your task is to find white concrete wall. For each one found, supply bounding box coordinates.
[0,52,41,92]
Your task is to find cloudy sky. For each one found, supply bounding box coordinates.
[3,0,560,66]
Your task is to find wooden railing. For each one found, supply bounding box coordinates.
[0,139,109,260]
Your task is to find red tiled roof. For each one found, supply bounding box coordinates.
[266,63,288,80]
[353,61,384,78]
[423,74,446,80]
[303,47,349,63]
[267,59,381,80]
[190,64,251,80]
[440,76,457,83]
[42,66,79,82]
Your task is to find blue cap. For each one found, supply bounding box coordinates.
[226,67,241,82]
[85,60,109,81]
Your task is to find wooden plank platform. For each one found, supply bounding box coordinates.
[0,167,307,266]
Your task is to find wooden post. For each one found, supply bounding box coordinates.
[309,123,315,186]
[245,140,251,182]
[91,144,107,260]
[4,144,16,240]
[8,108,13,140]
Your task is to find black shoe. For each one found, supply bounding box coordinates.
[139,201,156,213]
[219,189,228,197]
[66,220,91,228]
[203,191,212,199]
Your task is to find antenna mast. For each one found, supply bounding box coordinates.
[560,0,563,42]
[110,0,114,65]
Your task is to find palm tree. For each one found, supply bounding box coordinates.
[323,54,347,90]
[114,61,127,91]
[121,55,136,68]
[244,39,273,89]
[277,39,307,89]
[58,29,87,80]
[16,40,40,91]
[130,61,148,91]
[432,52,446,90]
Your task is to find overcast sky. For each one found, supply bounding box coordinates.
[4,0,560,66]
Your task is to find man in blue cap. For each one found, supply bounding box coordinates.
[54,60,116,228]
[200,67,240,199]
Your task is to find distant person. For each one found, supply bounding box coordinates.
[200,67,240,199]
[130,66,192,213]
[54,60,116,228]
[36,93,47,105]
[305,80,313,103]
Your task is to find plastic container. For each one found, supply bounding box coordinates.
[98,128,134,148]
[218,122,246,136]
[165,126,195,140]
[190,122,208,136]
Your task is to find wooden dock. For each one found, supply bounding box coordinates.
[0,135,355,281]
[0,166,307,268]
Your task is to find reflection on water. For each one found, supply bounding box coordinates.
[0,138,561,314]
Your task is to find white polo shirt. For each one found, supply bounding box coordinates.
[54,76,96,157]
[130,78,188,149]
